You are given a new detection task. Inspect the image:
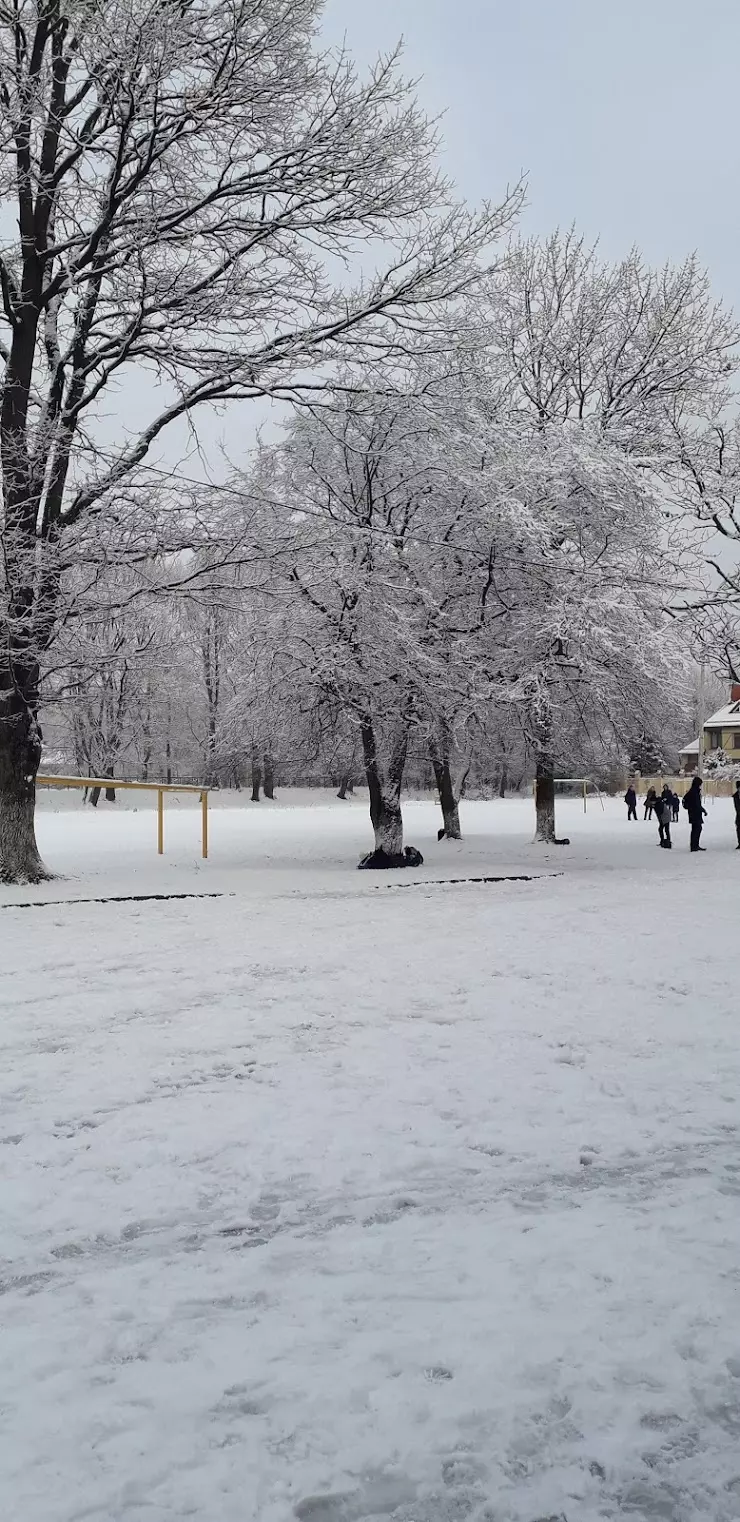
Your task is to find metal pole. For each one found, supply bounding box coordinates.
[157,788,164,855]
[201,791,208,859]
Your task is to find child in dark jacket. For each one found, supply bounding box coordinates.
[655,793,672,848]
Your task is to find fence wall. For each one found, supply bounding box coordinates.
[633,776,735,799]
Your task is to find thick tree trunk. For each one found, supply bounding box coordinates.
[533,752,570,844]
[430,736,461,840]
[364,726,383,837]
[531,689,568,845]
[534,759,557,843]
[251,754,262,802]
[0,690,51,883]
[361,717,407,856]
[263,753,275,800]
[373,790,404,853]
[89,786,101,808]
[498,763,508,799]
[337,772,354,799]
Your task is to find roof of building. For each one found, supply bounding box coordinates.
[703,700,740,730]
[679,738,700,755]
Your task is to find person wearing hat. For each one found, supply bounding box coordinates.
[683,775,708,852]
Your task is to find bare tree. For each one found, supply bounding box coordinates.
[241,380,504,860]
[0,0,521,881]
[666,416,740,679]
[471,233,738,840]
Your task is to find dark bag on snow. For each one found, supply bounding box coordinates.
[357,844,424,871]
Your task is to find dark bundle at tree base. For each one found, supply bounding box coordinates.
[358,846,424,870]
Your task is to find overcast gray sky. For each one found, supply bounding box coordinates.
[144,1,740,477]
[323,0,740,308]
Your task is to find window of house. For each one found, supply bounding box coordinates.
[734,732,740,751]
[708,730,722,749]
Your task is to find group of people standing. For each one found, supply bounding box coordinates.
[624,777,740,853]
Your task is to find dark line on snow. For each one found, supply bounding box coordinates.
[376,873,563,889]
[0,892,233,910]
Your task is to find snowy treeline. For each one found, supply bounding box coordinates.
[0,0,738,879]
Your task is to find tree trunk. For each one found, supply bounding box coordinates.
[361,717,407,856]
[0,690,51,884]
[206,718,217,787]
[89,786,101,808]
[533,753,570,844]
[141,682,152,782]
[531,690,569,845]
[374,791,403,854]
[430,736,461,840]
[251,754,262,802]
[498,763,508,799]
[337,772,351,799]
[534,759,557,843]
[263,753,275,800]
[363,725,383,837]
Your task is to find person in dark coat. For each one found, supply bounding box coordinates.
[643,787,657,820]
[658,786,674,848]
[655,791,672,848]
[671,790,681,822]
[683,775,707,851]
[734,780,740,849]
[624,784,638,821]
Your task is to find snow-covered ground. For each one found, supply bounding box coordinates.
[3,793,740,1522]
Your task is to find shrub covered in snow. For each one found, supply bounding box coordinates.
[702,747,740,779]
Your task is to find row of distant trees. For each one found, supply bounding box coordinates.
[1,0,739,878]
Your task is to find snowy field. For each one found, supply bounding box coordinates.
[3,792,740,1522]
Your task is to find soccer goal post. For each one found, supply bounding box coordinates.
[552,778,606,812]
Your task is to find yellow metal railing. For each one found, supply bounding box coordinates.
[37,776,209,858]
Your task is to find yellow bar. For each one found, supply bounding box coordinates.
[38,774,203,794]
[36,775,212,856]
